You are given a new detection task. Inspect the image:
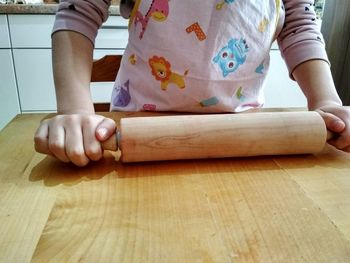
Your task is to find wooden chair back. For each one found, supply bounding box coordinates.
[91,55,122,111]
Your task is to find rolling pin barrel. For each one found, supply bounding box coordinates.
[104,111,327,162]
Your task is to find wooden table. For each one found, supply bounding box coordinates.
[1,112,350,262]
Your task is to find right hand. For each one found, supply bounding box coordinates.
[34,114,116,166]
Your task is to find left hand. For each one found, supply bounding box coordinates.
[315,105,350,152]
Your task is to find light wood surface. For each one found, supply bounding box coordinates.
[1,112,350,262]
[117,112,327,162]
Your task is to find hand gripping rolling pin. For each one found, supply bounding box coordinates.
[102,111,330,162]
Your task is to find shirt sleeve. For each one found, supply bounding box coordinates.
[277,0,329,78]
[52,0,111,45]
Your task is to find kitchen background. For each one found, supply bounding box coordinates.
[0,0,326,131]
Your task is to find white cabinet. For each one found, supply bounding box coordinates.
[0,50,20,130]
[8,14,128,112]
[0,15,20,131]
[8,14,54,48]
[95,16,129,49]
[0,15,10,48]
[8,15,129,49]
[12,49,56,111]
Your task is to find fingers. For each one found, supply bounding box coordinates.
[65,123,90,167]
[96,118,117,142]
[48,123,70,163]
[316,109,345,133]
[316,107,350,152]
[33,114,114,167]
[328,126,350,152]
[82,117,104,162]
[34,120,51,155]
[342,145,350,153]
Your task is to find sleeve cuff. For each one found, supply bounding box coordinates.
[52,1,110,46]
[280,40,330,80]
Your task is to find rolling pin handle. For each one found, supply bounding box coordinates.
[101,132,119,152]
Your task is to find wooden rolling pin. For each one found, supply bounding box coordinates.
[102,111,329,162]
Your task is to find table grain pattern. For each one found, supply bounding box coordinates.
[1,112,350,262]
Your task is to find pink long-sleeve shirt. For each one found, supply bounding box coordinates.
[53,0,329,112]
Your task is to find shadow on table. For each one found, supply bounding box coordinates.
[28,151,119,187]
[105,154,316,179]
[29,149,343,187]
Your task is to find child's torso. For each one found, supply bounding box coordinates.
[111,0,285,112]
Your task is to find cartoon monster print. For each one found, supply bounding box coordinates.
[113,80,131,107]
[216,0,236,10]
[134,0,169,39]
[148,56,188,91]
[213,38,249,77]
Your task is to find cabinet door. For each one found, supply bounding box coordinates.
[0,15,11,48]
[0,50,20,130]
[8,15,54,48]
[8,14,128,49]
[95,16,129,49]
[263,51,307,108]
[13,49,56,112]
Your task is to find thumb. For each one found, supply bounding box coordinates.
[96,118,116,142]
[316,110,346,133]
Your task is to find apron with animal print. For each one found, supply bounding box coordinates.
[111,0,285,112]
